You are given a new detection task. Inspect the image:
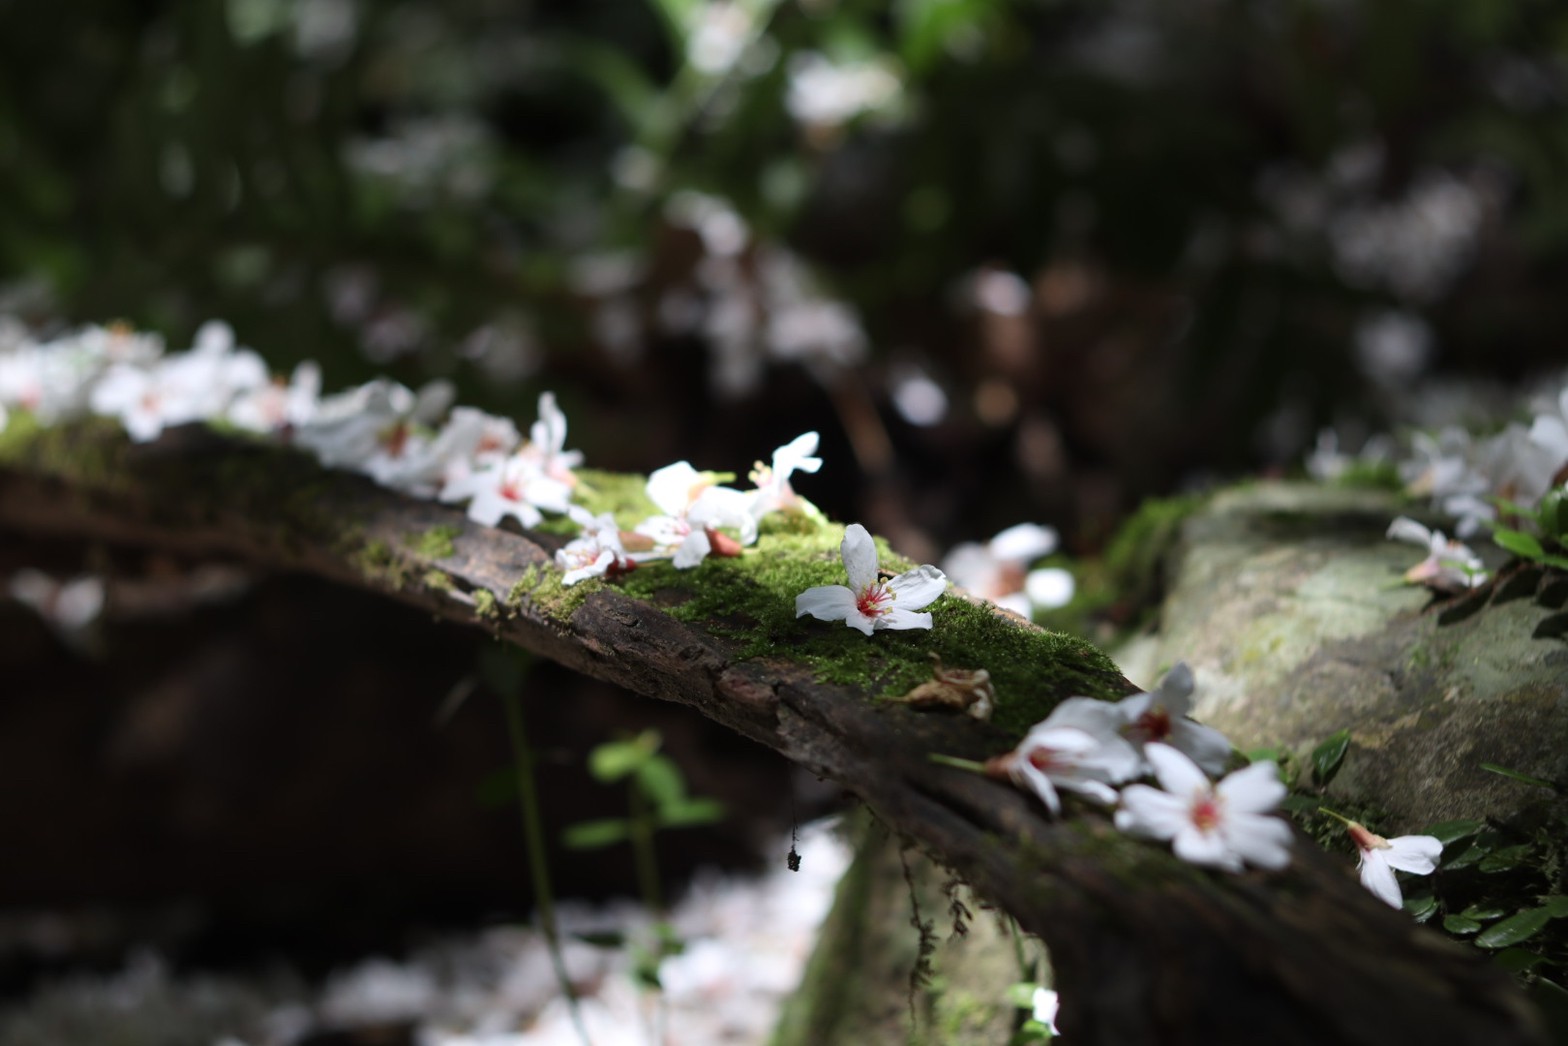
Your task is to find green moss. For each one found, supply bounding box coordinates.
[410,524,461,559]
[0,410,131,487]
[1330,459,1403,492]
[474,588,501,620]
[570,468,660,529]
[1102,492,1204,599]
[423,569,454,591]
[562,520,1129,736]
[352,537,410,589]
[931,988,1005,1042]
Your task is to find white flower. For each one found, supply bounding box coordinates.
[785,51,903,129]
[430,407,523,493]
[748,431,823,519]
[518,391,583,487]
[9,569,105,630]
[1031,988,1060,1035]
[985,704,1141,816]
[9,569,106,652]
[294,377,453,481]
[1347,822,1442,909]
[1117,662,1232,778]
[795,523,947,635]
[1385,516,1486,592]
[441,454,571,529]
[0,343,99,424]
[1528,385,1568,478]
[90,337,268,442]
[1115,744,1292,873]
[636,461,757,568]
[556,511,631,585]
[941,523,1075,617]
[225,360,322,434]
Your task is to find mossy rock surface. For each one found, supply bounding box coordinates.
[1120,481,1568,830]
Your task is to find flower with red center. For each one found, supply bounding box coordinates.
[1031,662,1232,778]
[1115,744,1292,873]
[442,454,572,529]
[636,460,759,569]
[1329,815,1442,908]
[985,711,1140,816]
[1116,662,1232,777]
[1386,516,1486,593]
[795,523,947,636]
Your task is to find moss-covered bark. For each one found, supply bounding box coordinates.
[0,422,1549,1046]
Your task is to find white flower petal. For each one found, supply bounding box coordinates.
[876,607,933,631]
[1386,516,1435,549]
[1024,567,1074,609]
[1114,785,1189,840]
[1173,824,1240,871]
[1056,777,1120,806]
[1156,661,1195,709]
[840,523,879,592]
[1358,851,1403,908]
[673,530,712,569]
[795,584,857,622]
[995,591,1033,617]
[774,431,822,476]
[1169,719,1233,779]
[886,564,947,611]
[1144,743,1211,799]
[1011,761,1063,817]
[989,523,1057,563]
[1216,761,1286,815]
[1384,834,1443,875]
[646,461,705,516]
[1223,813,1293,871]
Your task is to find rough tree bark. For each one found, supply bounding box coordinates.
[0,421,1549,1045]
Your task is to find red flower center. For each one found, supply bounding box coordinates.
[1191,795,1222,833]
[1129,706,1172,745]
[855,582,892,618]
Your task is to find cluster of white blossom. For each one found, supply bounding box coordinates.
[1310,382,1568,593]
[0,316,834,592]
[982,662,1442,905]
[940,522,1076,619]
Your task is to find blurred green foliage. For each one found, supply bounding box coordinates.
[4,0,1568,519]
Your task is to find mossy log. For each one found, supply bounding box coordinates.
[0,421,1548,1045]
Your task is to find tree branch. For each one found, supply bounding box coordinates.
[0,421,1547,1045]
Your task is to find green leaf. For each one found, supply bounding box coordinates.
[656,797,726,828]
[1479,763,1557,790]
[1459,905,1508,922]
[1494,528,1546,560]
[1545,896,1568,918]
[1424,818,1485,845]
[1541,554,1568,571]
[1441,840,1486,871]
[636,753,687,809]
[1310,730,1351,787]
[1443,914,1482,936]
[562,818,632,850]
[1403,893,1438,923]
[1475,908,1553,950]
[1006,982,1041,1009]
[1247,745,1288,764]
[589,731,660,783]
[1493,948,1548,975]
[1479,843,1532,873]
